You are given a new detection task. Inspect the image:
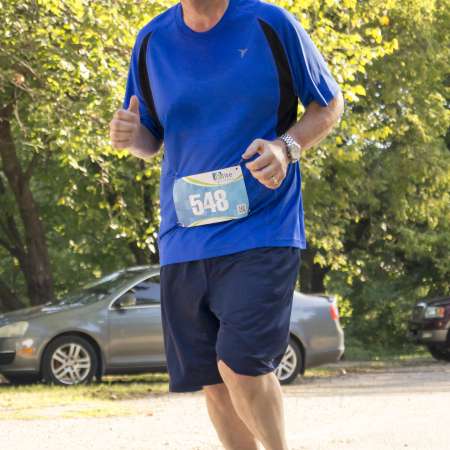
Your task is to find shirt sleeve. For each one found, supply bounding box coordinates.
[122,39,164,142]
[281,12,341,108]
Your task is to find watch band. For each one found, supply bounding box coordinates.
[279,133,301,163]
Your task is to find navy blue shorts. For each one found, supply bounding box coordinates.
[159,246,301,392]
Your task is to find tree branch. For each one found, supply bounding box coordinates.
[23,152,40,181]
[0,215,25,256]
[0,236,16,255]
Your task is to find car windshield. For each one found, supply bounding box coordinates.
[51,270,153,306]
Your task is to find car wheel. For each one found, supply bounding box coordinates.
[3,373,42,385]
[427,344,450,362]
[42,335,98,386]
[274,337,303,385]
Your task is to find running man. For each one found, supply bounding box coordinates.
[110,1,344,449]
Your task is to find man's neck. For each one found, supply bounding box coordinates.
[180,0,230,32]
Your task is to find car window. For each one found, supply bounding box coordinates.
[131,275,161,306]
[55,271,144,306]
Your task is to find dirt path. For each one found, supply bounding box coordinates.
[1,361,450,450]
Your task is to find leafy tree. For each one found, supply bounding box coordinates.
[0,0,168,308]
[0,0,448,354]
[297,0,450,348]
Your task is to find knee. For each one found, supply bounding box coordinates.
[217,359,262,393]
[203,382,228,405]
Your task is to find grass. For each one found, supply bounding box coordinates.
[341,342,433,364]
[0,373,169,420]
[304,346,435,378]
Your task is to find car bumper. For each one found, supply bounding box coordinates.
[302,322,345,368]
[0,337,41,374]
[407,328,448,344]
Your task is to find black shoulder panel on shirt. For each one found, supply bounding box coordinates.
[257,18,298,136]
[138,31,164,139]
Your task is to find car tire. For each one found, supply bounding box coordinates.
[427,344,450,362]
[275,336,303,385]
[3,373,42,385]
[42,335,98,386]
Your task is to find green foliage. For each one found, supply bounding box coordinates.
[290,0,449,348]
[0,0,449,349]
[0,0,168,295]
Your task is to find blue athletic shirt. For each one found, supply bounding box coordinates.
[122,0,341,266]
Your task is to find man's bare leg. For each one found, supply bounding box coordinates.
[203,383,260,450]
[217,360,289,450]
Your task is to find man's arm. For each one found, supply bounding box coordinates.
[127,122,162,161]
[110,95,163,161]
[242,91,344,189]
[283,90,344,151]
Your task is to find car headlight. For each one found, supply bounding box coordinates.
[424,306,446,319]
[0,321,29,338]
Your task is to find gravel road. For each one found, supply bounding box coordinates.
[1,361,450,450]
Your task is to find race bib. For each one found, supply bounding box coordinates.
[173,165,249,227]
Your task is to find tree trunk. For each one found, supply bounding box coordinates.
[0,277,25,311]
[300,248,328,293]
[0,103,55,306]
[127,241,150,266]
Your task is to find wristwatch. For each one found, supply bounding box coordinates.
[279,133,302,163]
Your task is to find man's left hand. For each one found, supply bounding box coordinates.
[241,138,289,189]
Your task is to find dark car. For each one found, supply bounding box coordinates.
[408,296,450,361]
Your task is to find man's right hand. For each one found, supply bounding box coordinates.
[109,95,140,149]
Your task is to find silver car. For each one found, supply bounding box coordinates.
[0,265,344,386]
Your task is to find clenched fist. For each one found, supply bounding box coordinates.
[109,95,140,149]
[241,138,289,189]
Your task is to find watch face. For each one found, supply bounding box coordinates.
[290,143,301,161]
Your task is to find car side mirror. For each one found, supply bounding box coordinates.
[116,291,137,308]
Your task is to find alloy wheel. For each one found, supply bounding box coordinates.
[50,342,92,385]
[275,343,298,382]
